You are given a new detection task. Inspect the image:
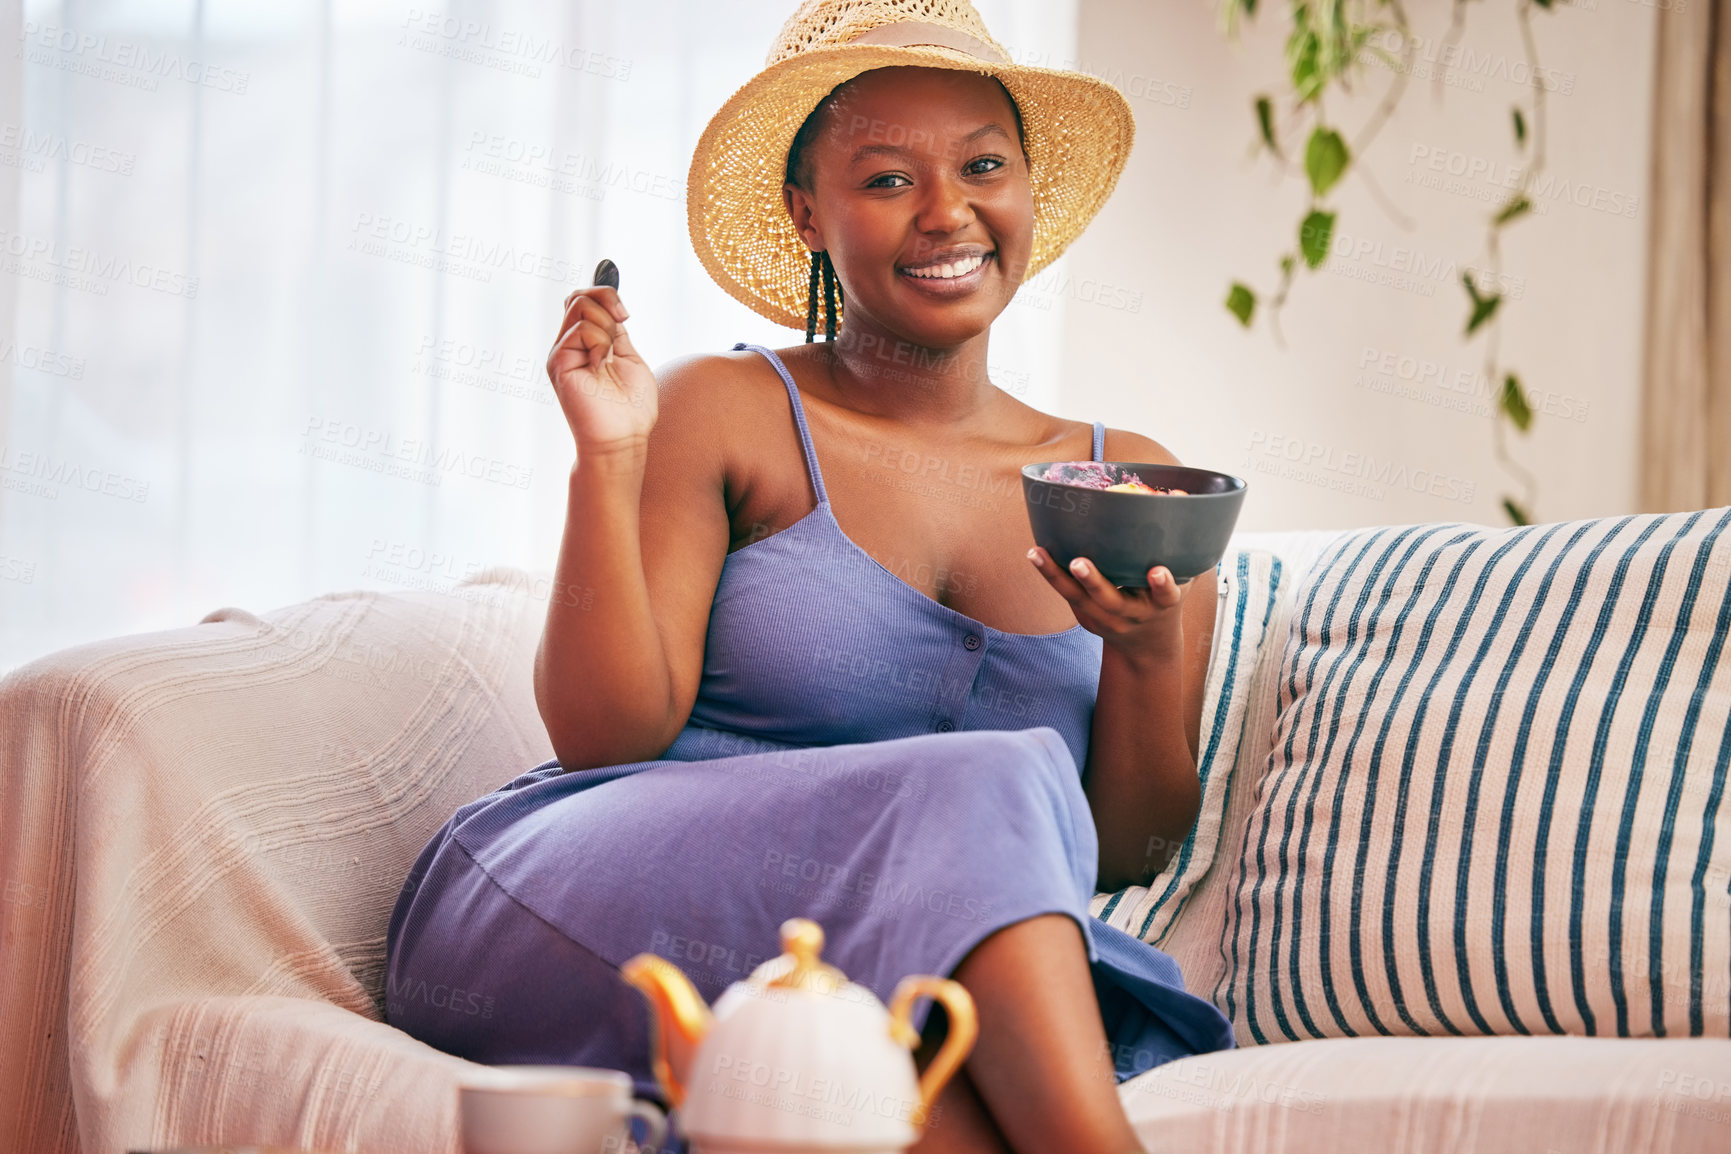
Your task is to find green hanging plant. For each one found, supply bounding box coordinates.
[1221,0,1556,526]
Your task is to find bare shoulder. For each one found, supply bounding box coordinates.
[651,348,780,411]
[646,347,792,452]
[1100,425,1183,468]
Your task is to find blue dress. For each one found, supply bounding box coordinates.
[383,342,1234,1140]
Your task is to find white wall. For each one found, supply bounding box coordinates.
[1063,0,1655,532]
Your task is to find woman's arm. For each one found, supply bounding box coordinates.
[1080,563,1215,891]
[1027,428,1217,892]
[533,284,733,771]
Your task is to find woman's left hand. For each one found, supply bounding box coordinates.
[1027,547,1189,664]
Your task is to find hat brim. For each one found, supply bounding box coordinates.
[687,43,1137,331]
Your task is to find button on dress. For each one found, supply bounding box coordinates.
[383,342,1234,1134]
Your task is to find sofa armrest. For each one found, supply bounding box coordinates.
[131,995,480,1154]
[0,570,551,1154]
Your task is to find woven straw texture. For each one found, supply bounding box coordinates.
[687,0,1137,330]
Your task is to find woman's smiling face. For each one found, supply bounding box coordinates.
[783,66,1035,349]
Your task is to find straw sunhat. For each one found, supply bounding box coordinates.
[687,0,1138,331]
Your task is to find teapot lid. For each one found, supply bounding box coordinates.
[756,917,848,995]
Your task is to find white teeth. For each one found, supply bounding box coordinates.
[903,254,986,279]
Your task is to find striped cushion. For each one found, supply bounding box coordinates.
[1220,509,1731,1045]
[1091,548,1285,944]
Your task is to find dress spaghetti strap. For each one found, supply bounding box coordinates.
[733,341,1104,497]
[733,342,830,507]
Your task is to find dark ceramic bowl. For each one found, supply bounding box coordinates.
[1021,461,1248,586]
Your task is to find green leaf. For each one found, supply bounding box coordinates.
[1532,0,1553,9]
[1220,0,1258,37]
[1305,127,1350,199]
[1513,107,1527,147]
[1502,497,1532,526]
[1299,210,1336,269]
[1500,374,1534,432]
[1288,25,1323,102]
[1494,195,1532,226]
[1255,95,1280,157]
[1279,253,1296,278]
[1463,273,1502,335]
[1226,282,1256,327]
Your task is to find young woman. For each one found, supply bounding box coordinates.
[385,4,1234,1151]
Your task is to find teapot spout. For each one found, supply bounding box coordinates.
[620,953,715,1108]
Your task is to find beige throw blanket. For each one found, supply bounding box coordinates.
[0,568,556,1153]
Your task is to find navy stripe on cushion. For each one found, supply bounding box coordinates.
[1092,548,1284,946]
[1220,509,1731,1043]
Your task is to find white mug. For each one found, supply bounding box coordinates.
[460,1065,668,1154]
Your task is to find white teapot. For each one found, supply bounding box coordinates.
[621,917,977,1153]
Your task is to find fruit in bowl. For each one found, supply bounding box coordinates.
[1035,461,1188,495]
[1021,460,1247,586]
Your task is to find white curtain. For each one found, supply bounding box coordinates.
[0,0,1075,672]
[1639,0,1731,514]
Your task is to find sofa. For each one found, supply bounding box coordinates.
[4,509,1730,1154]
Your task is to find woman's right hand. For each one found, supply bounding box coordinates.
[546,285,658,455]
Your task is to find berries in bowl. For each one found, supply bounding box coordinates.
[1020,460,1248,586]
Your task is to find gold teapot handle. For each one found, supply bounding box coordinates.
[886,976,978,1128]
